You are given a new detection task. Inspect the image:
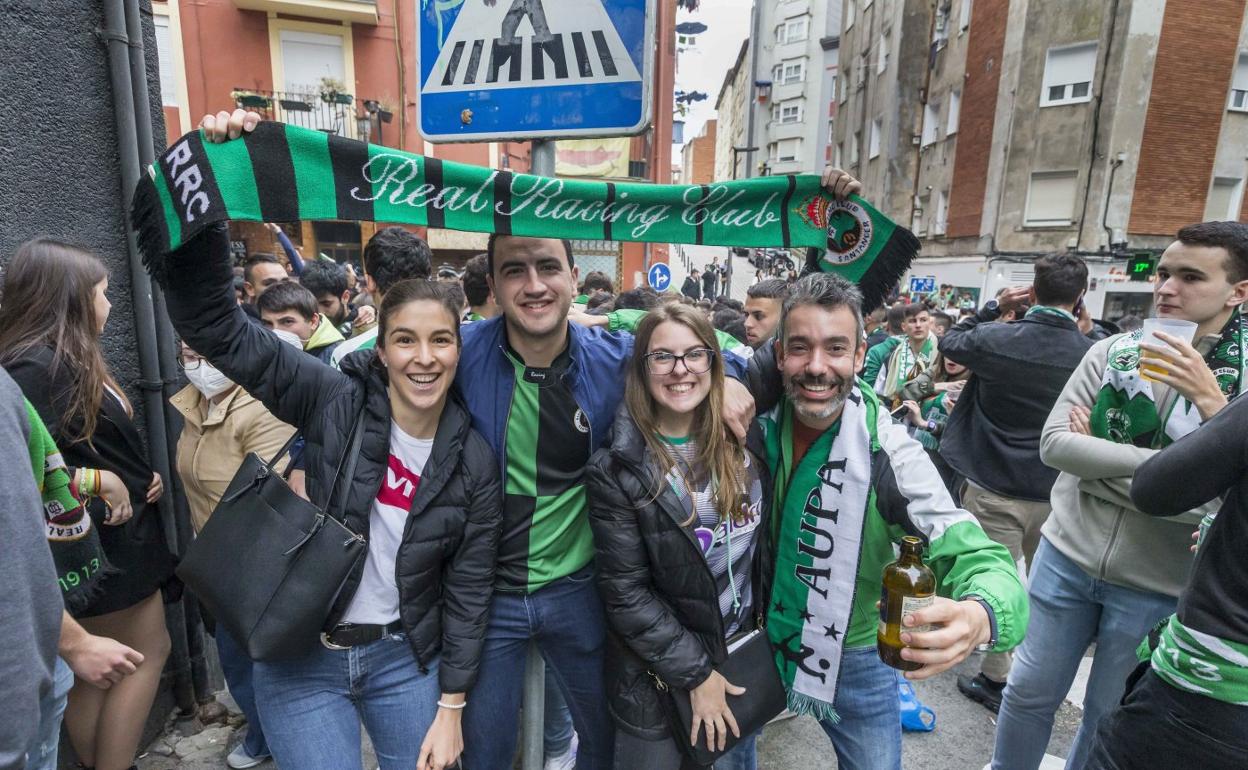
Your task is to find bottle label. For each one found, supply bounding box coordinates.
[901,595,934,634]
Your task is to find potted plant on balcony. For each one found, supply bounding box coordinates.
[319,77,354,106]
[231,89,271,111]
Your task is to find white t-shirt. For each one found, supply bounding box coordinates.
[341,421,434,625]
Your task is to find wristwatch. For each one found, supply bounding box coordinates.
[961,594,999,651]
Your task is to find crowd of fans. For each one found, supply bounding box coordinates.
[2,109,1245,770]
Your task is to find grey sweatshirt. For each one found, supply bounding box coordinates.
[0,367,61,770]
[1039,334,1219,598]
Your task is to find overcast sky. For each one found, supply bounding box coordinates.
[672,0,753,154]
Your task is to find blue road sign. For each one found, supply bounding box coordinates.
[648,262,671,291]
[419,0,656,142]
[909,276,936,294]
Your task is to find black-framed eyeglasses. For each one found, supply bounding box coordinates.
[178,356,204,372]
[645,348,716,375]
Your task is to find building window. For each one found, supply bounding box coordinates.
[1040,42,1097,107]
[152,13,179,108]
[280,28,348,95]
[775,59,807,85]
[846,0,856,30]
[934,190,948,235]
[959,0,973,32]
[834,142,844,168]
[770,138,802,163]
[915,195,929,237]
[849,132,860,164]
[840,74,850,102]
[677,33,698,46]
[773,100,803,124]
[921,101,940,147]
[1025,171,1079,226]
[869,118,882,159]
[1229,54,1248,112]
[947,90,961,135]
[829,119,837,143]
[777,17,810,44]
[877,31,890,74]
[1205,177,1244,220]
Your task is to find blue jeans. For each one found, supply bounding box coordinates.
[726,647,901,770]
[25,657,73,770]
[253,633,440,770]
[545,666,575,759]
[462,564,614,769]
[215,628,269,758]
[991,538,1177,770]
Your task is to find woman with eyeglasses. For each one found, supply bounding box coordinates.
[169,339,296,769]
[585,303,772,769]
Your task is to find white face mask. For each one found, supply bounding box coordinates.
[271,329,304,350]
[185,362,234,399]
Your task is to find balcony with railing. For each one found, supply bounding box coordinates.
[232,0,377,25]
[231,88,394,144]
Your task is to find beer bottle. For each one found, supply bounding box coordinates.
[878,535,937,671]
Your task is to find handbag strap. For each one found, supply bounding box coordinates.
[263,430,303,470]
[321,400,368,522]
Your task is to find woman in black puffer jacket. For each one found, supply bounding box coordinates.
[585,304,772,770]
[155,218,500,770]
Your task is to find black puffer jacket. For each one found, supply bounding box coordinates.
[585,406,773,739]
[156,225,502,694]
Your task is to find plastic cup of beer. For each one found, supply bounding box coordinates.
[1139,318,1198,381]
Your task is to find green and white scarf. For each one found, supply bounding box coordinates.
[882,333,937,401]
[1148,615,1248,706]
[131,123,917,310]
[1090,312,1245,448]
[765,384,880,721]
[24,400,108,614]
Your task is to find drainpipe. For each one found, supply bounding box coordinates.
[124,0,214,711]
[102,0,198,714]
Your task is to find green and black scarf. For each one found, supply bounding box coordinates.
[132,123,917,310]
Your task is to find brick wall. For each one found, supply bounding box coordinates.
[686,120,718,185]
[1129,0,1247,235]
[945,0,1008,239]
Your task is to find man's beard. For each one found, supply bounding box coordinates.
[784,374,850,422]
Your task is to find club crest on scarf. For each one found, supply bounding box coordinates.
[796,195,874,267]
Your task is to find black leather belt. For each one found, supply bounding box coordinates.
[320,620,403,650]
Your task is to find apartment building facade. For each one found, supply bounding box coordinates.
[148,0,679,288]
[837,0,1248,319]
[748,0,843,176]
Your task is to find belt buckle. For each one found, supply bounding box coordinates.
[320,628,352,650]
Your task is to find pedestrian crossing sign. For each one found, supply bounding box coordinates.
[419,0,655,141]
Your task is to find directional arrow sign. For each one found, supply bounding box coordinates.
[648,262,671,291]
[419,0,655,141]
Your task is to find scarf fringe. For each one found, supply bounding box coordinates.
[786,690,841,724]
[803,226,919,314]
[129,173,172,285]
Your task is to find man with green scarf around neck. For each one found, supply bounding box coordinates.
[862,303,937,405]
[744,271,1026,770]
[990,221,1248,770]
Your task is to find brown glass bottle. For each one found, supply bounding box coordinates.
[878,536,937,671]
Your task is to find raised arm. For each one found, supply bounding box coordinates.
[155,224,351,434]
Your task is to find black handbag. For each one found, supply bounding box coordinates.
[176,415,368,662]
[653,627,787,767]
